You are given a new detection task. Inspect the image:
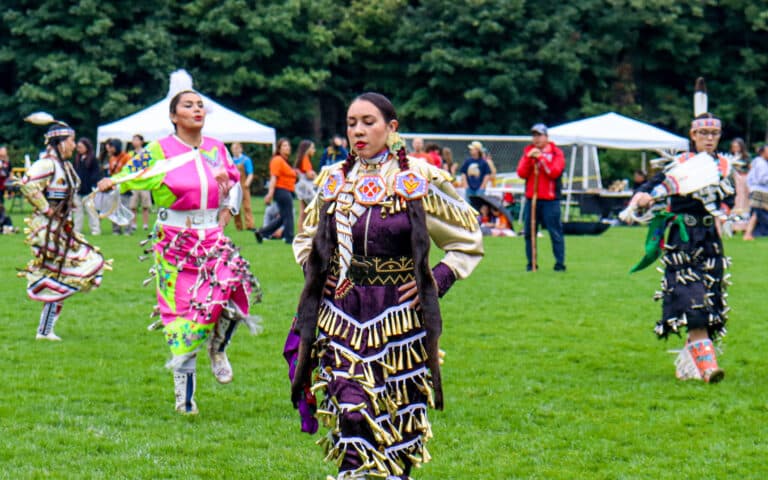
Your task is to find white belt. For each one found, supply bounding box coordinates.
[156,208,219,229]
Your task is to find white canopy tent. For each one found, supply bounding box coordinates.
[97,70,275,148]
[547,112,689,220]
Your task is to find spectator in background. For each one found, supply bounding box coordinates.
[230,142,255,230]
[254,137,297,244]
[441,146,458,178]
[319,134,348,169]
[728,137,751,233]
[744,145,768,240]
[105,138,131,235]
[459,141,491,200]
[294,139,317,233]
[409,137,430,162]
[0,145,10,205]
[631,169,648,192]
[128,134,152,233]
[72,137,102,235]
[517,123,566,272]
[484,148,498,185]
[0,203,16,233]
[98,141,111,177]
[425,142,443,168]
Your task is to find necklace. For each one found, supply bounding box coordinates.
[359,150,389,168]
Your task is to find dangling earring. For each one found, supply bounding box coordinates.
[386,131,404,152]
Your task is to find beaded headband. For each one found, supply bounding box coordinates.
[44,126,75,142]
[690,117,721,131]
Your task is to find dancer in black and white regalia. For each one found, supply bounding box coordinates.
[624,78,734,383]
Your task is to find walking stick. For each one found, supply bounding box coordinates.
[530,162,539,272]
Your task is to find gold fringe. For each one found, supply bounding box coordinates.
[421,190,478,231]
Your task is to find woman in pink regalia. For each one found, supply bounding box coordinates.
[98,90,261,415]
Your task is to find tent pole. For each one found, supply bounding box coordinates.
[564,145,578,221]
[593,146,602,188]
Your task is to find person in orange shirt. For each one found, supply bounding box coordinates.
[105,138,132,235]
[410,137,431,162]
[293,139,317,233]
[254,137,297,244]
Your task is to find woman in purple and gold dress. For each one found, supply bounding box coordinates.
[289,93,483,480]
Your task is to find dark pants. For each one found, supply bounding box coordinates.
[260,188,294,243]
[753,208,768,237]
[523,199,565,268]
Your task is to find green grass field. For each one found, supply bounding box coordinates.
[1,203,766,479]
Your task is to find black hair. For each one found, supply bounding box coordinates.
[107,138,123,155]
[294,139,314,169]
[353,92,397,123]
[75,137,95,167]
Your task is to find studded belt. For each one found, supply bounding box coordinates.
[331,254,415,286]
[680,213,714,227]
[157,208,219,229]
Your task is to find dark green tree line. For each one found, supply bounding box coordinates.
[2,0,768,161]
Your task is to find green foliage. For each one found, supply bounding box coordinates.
[2,1,768,160]
[1,202,767,479]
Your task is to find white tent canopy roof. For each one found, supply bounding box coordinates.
[548,112,688,152]
[97,69,275,146]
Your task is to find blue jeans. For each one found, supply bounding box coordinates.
[522,199,565,267]
[466,188,485,203]
[260,188,295,243]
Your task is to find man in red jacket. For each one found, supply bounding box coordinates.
[517,123,566,271]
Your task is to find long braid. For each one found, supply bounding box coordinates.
[50,144,76,279]
[400,148,445,409]
[341,151,355,176]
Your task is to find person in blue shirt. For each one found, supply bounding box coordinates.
[459,140,491,200]
[319,134,348,169]
[231,142,254,230]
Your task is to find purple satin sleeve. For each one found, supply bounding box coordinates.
[432,262,457,298]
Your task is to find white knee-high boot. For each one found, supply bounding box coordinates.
[36,302,62,341]
[173,354,198,414]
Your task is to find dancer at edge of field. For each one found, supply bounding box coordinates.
[626,78,735,383]
[97,89,262,415]
[288,92,484,479]
[19,113,109,341]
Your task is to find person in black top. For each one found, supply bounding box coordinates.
[72,137,102,235]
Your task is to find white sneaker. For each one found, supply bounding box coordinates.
[36,332,62,341]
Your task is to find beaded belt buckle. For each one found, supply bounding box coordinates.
[342,255,415,286]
